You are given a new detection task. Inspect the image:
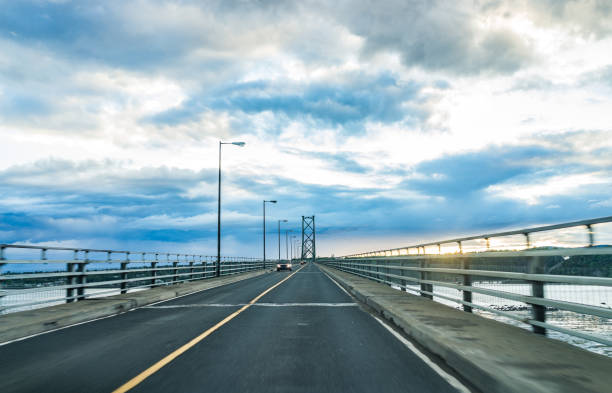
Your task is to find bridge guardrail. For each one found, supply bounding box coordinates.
[321,216,612,351]
[0,244,264,314]
[346,216,612,257]
[320,250,612,348]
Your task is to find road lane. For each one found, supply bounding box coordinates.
[0,271,288,393]
[0,263,468,393]
[131,263,464,393]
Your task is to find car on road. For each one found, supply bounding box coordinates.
[276,262,292,271]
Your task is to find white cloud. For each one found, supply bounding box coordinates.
[486,172,611,205]
[2,0,612,255]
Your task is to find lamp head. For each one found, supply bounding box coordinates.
[270,200,277,203]
[231,141,246,147]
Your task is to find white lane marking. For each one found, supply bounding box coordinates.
[320,269,351,297]
[144,302,357,308]
[320,268,471,393]
[0,273,274,347]
[257,302,356,307]
[372,316,471,393]
[0,312,123,347]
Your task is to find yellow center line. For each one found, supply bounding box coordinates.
[112,265,305,393]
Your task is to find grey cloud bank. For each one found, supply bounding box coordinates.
[0,0,611,256]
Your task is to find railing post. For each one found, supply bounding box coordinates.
[461,258,472,313]
[173,255,178,283]
[120,252,129,294]
[189,256,194,281]
[586,224,595,247]
[420,259,433,299]
[67,250,78,303]
[400,260,406,292]
[0,246,5,297]
[386,260,390,286]
[151,253,158,288]
[77,251,88,301]
[528,256,546,335]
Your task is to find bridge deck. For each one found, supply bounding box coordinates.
[0,263,466,393]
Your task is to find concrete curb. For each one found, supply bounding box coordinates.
[0,270,271,344]
[318,264,612,393]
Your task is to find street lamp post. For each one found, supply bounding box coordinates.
[285,229,293,260]
[291,235,297,260]
[263,200,277,269]
[217,141,245,277]
[278,219,287,261]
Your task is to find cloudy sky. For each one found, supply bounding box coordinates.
[1,0,611,257]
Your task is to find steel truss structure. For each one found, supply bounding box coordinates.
[301,216,316,262]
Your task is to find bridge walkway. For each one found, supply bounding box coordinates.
[0,263,468,393]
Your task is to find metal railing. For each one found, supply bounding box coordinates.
[346,216,612,257]
[0,244,264,314]
[321,216,612,350]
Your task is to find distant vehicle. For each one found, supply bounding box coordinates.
[276,262,292,271]
[300,260,306,265]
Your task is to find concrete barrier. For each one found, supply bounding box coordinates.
[318,264,612,393]
[0,270,270,344]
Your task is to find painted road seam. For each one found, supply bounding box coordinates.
[144,302,358,308]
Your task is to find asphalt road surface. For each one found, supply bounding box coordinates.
[0,263,468,393]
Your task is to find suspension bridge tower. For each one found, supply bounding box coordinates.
[301,215,316,262]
